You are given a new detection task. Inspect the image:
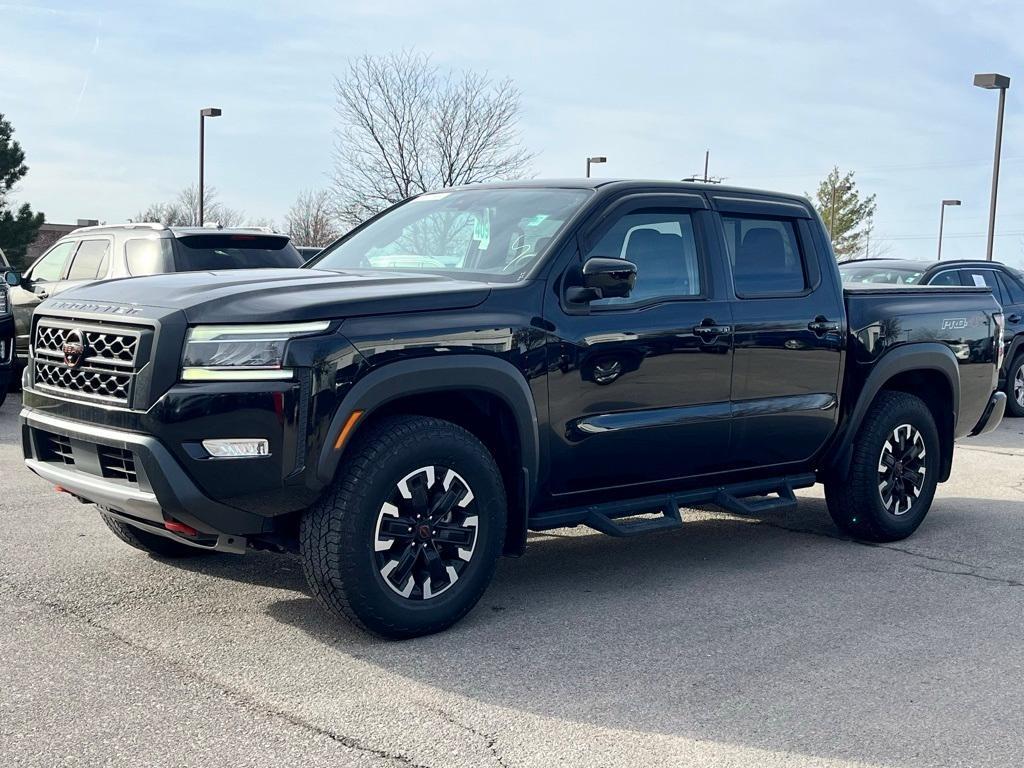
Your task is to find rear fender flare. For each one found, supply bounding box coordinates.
[825,343,960,482]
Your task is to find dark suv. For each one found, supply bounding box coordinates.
[840,258,1024,415]
[5,224,304,372]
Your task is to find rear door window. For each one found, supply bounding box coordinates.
[960,269,1003,303]
[721,215,807,296]
[66,239,112,281]
[173,234,304,271]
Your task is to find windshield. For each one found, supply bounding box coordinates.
[310,188,591,281]
[839,265,924,285]
[174,234,303,271]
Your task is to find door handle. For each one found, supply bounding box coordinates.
[808,316,839,335]
[693,322,731,339]
[1008,313,1021,324]
[34,290,49,300]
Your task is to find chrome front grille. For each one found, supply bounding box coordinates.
[0,285,9,315]
[32,319,145,405]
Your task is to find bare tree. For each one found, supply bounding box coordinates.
[332,51,534,226]
[285,189,341,247]
[134,185,244,227]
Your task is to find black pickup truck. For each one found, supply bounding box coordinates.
[19,180,1006,637]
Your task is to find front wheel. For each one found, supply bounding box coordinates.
[300,415,507,638]
[825,391,940,543]
[1005,354,1024,417]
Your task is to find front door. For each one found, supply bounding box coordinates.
[545,196,734,496]
[10,239,77,360]
[716,197,844,469]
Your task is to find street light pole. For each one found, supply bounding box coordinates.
[198,107,222,225]
[937,199,961,260]
[586,155,607,178]
[974,73,1010,261]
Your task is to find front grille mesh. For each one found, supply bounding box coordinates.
[33,320,143,405]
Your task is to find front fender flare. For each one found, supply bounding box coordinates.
[316,355,540,506]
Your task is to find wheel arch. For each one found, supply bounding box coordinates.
[824,343,960,483]
[317,356,539,556]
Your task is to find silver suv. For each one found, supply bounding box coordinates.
[5,223,304,368]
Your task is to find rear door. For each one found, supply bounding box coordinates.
[713,195,844,468]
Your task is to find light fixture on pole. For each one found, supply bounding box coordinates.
[937,199,961,260]
[973,73,1010,261]
[586,156,607,178]
[199,107,223,226]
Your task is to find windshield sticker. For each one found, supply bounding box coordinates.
[525,214,549,227]
[472,210,490,250]
[970,274,987,287]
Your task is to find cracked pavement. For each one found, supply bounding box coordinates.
[3,403,1024,767]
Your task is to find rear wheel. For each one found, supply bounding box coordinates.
[825,391,940,543]
[1005,353,1024,417]
[100,510,210,559]
[300,415,506,639]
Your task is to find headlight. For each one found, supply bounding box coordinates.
[181,321,330,381]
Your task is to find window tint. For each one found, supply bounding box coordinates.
[31,241,76,282]
[173,234,304,271]
[66,239,111,281]
[996,271,1024,305]
[722,216,806,295]
[586,209,701,306]
[961,269,1003,302]
[928,270,962,286]
[126,237,174,276]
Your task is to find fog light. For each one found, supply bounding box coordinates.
[201,438,270,458]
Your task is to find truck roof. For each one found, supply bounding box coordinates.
[445,178,814,206]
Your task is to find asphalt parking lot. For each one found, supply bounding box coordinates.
[3,400,1024,768]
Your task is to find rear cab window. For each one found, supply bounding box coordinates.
[172,234,304,271]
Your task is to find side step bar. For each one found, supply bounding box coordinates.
[530,473,814,538]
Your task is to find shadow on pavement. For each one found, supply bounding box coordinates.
[163,495,1024,766]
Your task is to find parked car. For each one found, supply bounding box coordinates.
[20,180,1005,638]
[840,258,1024,416]
[0,280,13,408]
[5,224,305,375]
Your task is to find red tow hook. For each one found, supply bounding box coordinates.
[164,519,200,538]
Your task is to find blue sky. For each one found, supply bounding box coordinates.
[4,0,1024,263]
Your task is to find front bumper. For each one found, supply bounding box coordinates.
[21,407,269,545]
[969,390,1006,437]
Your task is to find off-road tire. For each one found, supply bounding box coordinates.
[1004,353,1024,418]
[824,391,940,543]
[300,415,506,639]
[100,510,210,558]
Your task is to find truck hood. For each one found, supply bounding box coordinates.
[55,268,492,324]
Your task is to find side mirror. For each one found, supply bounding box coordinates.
[567,257,637,303]
[3,270,19,287]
